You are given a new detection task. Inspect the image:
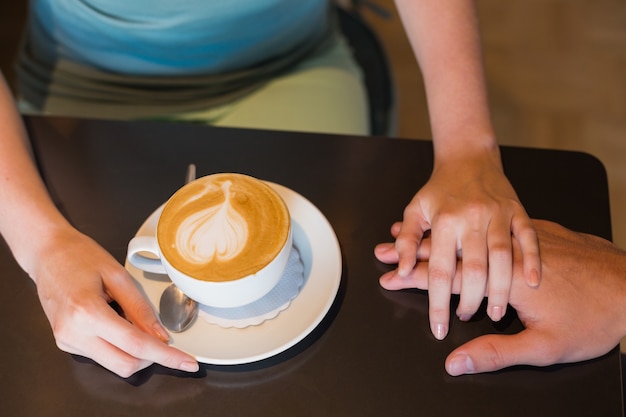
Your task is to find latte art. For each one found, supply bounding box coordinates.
[177,180,249,264]
[157,173,291,283]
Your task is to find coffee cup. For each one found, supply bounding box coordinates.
[127,173,292,308]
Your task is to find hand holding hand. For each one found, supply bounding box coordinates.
[30,226,199,378]
[390,152,540,339]
[378,220,626,375]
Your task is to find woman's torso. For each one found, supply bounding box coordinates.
[28,0,330,76]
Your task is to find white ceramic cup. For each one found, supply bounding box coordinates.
[127,173,292,308]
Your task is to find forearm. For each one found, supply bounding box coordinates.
[0,74,71,277]
[394,0,497,162]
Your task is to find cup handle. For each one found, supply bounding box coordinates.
[127,236,167,274]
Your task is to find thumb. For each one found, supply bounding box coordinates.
[445,329,554,376]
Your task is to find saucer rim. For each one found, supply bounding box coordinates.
[124,181,342,365]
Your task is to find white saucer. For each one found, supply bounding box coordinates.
[125,182,342,365]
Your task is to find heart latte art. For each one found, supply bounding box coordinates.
[157,173,290,282]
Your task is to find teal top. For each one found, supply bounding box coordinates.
[28,0,330,76]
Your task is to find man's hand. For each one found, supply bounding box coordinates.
[377,219,626,375]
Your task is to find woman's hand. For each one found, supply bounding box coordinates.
[390,0,541,340]
[377,151,540,340]
[0,73,197,378]
[30,226,199,378]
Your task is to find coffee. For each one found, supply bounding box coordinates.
[157,173,290,282]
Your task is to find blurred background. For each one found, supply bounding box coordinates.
[360,0,626,250]
[1,0,625,248]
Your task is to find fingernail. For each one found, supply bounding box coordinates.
[180,361,199,373]
[398,266,409,278]
[153,323,170,342]
[376,244,391,254]
[433,323,448,340]
[489,305,504,322]
[379,272,395,289]
[397,259,415,278]
[529,269,541,287]
[458,314,472,322]
[447,353,475,376]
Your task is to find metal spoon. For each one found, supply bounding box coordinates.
[158,164,199,333]
[159,283,199,333]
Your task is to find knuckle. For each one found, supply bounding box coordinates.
[159,351,184,369]
[395,235,418,252]
[428,266,453,287]
[50,298,99,340]
[520,230,540,252]
[463,202,491,220]
[481,340,509,370]
[432,212,456,230]
[462,259,487,282]
[113,358,143,379]
[514,219,538,240]
[402,203,418,218]
[403,197,425,217]
[129,297,157,321]
[429,304,449,320]
[488,244,512,264]
[457,293,484,316]
[122,333,148,358]
[456,302,479,317]
[487,287,510,303]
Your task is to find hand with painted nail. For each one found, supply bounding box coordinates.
[389,150,541,340]
[31,227,199,378]
[379,219,626,375]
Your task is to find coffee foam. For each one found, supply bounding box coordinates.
[158,173,290,282]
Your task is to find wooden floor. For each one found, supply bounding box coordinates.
[1,0,625,244]
[363,0,626,249]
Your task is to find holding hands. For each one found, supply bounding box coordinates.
[377,219,626,375]
[389,0,539,340]
[381,149,541,340]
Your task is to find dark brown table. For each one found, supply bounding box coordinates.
[0,116,621,416]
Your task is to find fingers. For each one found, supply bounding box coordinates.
[389,221,403,238]
[445,330,556,376]
[374,237,431,265]
[56,326,153,378]
[102,269,199,376]
[379,203,537,339]
[56,308,157,378]
[396,203,429,277]
[374,243,400,264]
[53,293,199,378]
[104,268,169,342]
[96,310,199,377]
[31,228,198,378]
[379,263,429,291]
[513,215,542,288]
[427,220,457,340]
[379,255,463,293]
[455,228,487,322]
[484,216,513,322]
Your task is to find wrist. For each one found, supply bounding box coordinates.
[8,216,74,281]
[433,135,502,170]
